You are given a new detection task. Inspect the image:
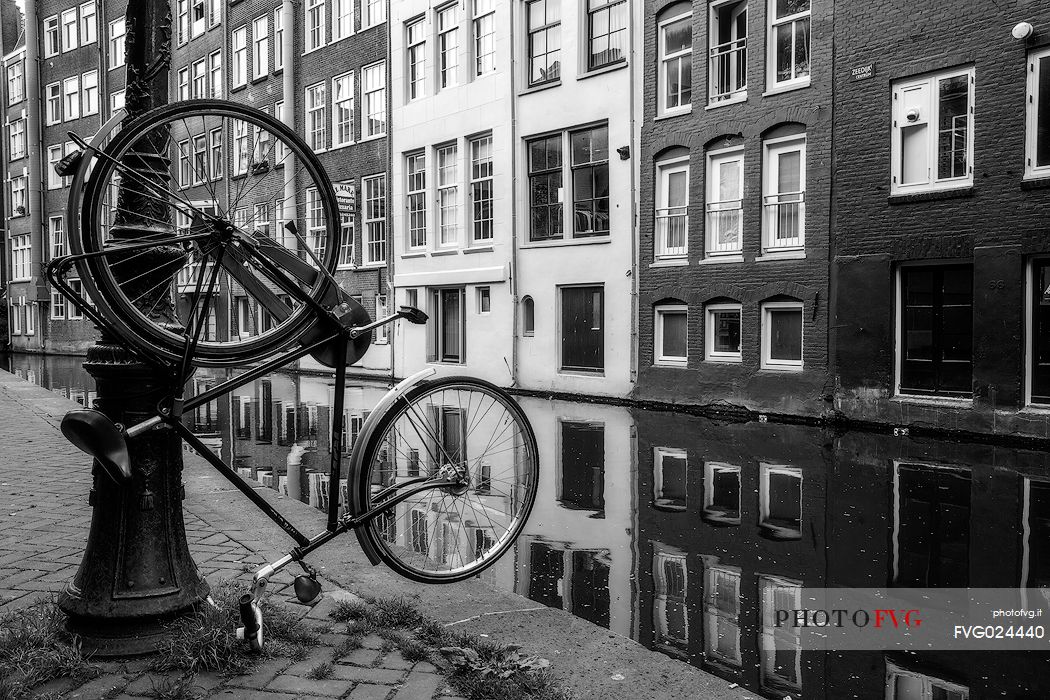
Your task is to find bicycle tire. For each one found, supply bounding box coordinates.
[352,377,539,583]
[71,99,341,367]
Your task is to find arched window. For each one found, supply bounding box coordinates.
[655,147,690,260]
[522,296,535,336]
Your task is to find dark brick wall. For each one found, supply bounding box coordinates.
[635,0,834,417]
[832,0,1050,435]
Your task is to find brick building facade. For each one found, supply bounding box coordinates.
[635,0,833,417]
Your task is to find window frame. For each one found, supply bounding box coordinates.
[362,61,387,138]
[758,575,803,694]
[208,51,222,98]
[655,155,689,259]
[62,75,81,121]
[436,143,459,248]
[703,563,742,667]
[406,17,427,101]
[6,61,24,105]
[428,287,467,364]
[437,3,459,89]
[472,0,496,77]
[7,117,26,161]
[10,233,31,280]
[305,81,327,152]
[765,0,810,91]
[585,0,628,72]
[1026,48,1050,179]
[108,19,125,69]
[705,145,744,257]
[522,295,535,336]
[761,134,806,253]
[559,284,604,373]
[47,145,63,190]
[406,151,428,250]
[274,8,285,71]
[61,8,78,53]
[252,15,269,81]
[49,215,65,260]
[190,59,206,99]
[231,25,248,88]
[708,0,747,105]
[885,662,969,700]
[526,0,561,87]
[364,0,386,28]
[305,0,326,52]
[469,134,494,243]
[333,0,354,41]
[332,72,355,148]
[760,300,804,371]
[1028,257,1050,406]
[703,461,741,524]
[658,9,692,115]
[363,173,387,264]
[654,303,688,366]
[44,16,60,58]
[45,83,61,125]
[653,447,688,510]
[705,302,742,363]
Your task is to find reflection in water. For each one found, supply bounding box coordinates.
[6,353,1050,699]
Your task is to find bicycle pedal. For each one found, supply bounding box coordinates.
[293,575,322,605]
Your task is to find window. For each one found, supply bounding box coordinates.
[63,141,76,188]
[762,135,805,252]
[81,70,99,115]
[209,51,222,98]
[653,547,688,651]
[61,8,78,52]
[79,1,97,44]
[406,152,427,249]
[208,0,220,28]
[364,175,386,263]
[704,565,741,667]
[759,463,802,539]
[45,83,61,124]
[759,576,802,694]
[63,76,80,120]
[273,8,284,71]
[706,146,744,255]
[571,126,610,236]
[337,184,354,266]
[333,73,354,147]
[192,135,208,184]
[429,288,465,362]
[209,128,223,180]
[10,175,27,216]
[178,139,192,187]
[365,0,385,27]
[253,203,270,239]
[334,0,353,40]
[8,118,25,160]
[561,285,603,372]
[47,145,63,189]
[1027,47,1050,178]
[375,295,388,342]
[437,145,458,247]
[473,0,495,76]
[67,280,84,320]
[1023,478,1050,587]
[893,463,970,587]
[892,68,974,194]
[306,0,325,52]
[528,134,563,240]
[7,61,24,105]
[108,19,125,69]
[11,234,31,279]
[177,67,190,101]
[585,0,627,70]
[761,300,803,370]
[49,215,65,259]
[191,0,206,38]
[526,0,560,86]
[253,16,269,80]
[186,60,204,100]
[703,461,741,523]
[655,156,688,258]
[232,26,247,87]
[176,0,189,43]
[363,62,386,137]
[767,0,809,89]
[406,18,426,100]
[44,16,60,57]
[522,296,535,336]
[655,303,687,366]
[709,1,746,104]
[706,302,742,362]
[653,447,686,510]
[110,90,125,113]
[233,120,250,175]
[899,265,973,396]
[885,663,968,700]
[437,4,459,88]
[51,292,66,321]
[305,82,326,151]
[470,135,493,242]
[410,510,428,554]
[476,287,490,313]
[1031,260,1050,404]
[659,8,691,113]
[560,420,604,511]
[306,188,326,263]
[274,101,287,164]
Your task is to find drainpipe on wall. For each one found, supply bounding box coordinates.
[280,0,296,364]
[627,0,639,385]
[0,5,8,350]
[24,0,42,350]
[508,3,519,388]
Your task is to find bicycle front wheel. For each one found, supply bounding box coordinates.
[72,100,341,367]
[354,377,539,583]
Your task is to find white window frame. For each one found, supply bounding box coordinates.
[476,286,490,314]
[362,61,386,138]
[406,17,427,101]
[10,175,27,216]
[703,564,742,667]
[305,187,327,264]
[8,117,25,160]
[653,447,687,510]
[109,89,125,114]
[232,26,248,88]
[658,10,692,116]
[758,575,803,694]
[61,8,78,52]
[703,461,741,522]
[177,67,190,102]
[44,16,60,58]
[50,291,66,321]
[47,145,63,189]
[708,0,747,105]
[706,146,744,256]
[469,134,493,243]
[233,120,250,176]
[63,75,80,121]
[428,287,466,363]
[209,127,223,180]
[364,0,386,28]
[108,19,125,69]
[191,58,206,99]
[336,182,354,268]
[334,0,354,41]
[11,234,31,280]
[766,0,810,91]
[252,15,269,80]
[363,174,386,264]
[406,151,427,250]
[760,300,803,370]
[705,302,742,362]
[652,545,689,650]
[891,67,975,194]
[209,50,222,98]
[437,4,459,89]
[67,280,84,320]
[305,82,327,152]
[655,156,689,259]
[6,61,24,105]
[79,2,97,45]
[306,0,326,52]
[885,662,969,700]
[178,139,192,187]
[25,300,35,336]
[436,144,459,247]
[762,134,806,253]
[45,83,61,125]
[375,294,389,343]
[654,304,688,366]
[472,0,495,77]
[273,8,284,71]
[332,72,354,148]
[10,301,20,335]
[49,215,65,259]
[176,0,189,44]
[82,69,99,115]
[190,0,206,38]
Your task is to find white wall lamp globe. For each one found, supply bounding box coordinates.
[1012,22,1034,40]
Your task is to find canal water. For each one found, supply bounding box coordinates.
[6,352,1049,699]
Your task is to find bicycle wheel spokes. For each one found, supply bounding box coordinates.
[77,100,340,367]
[361,381,539,582]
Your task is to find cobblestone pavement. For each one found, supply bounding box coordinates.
[0,371,466,700]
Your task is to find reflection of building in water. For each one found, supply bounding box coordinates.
[513,398,635,638]
[3,353,96,406]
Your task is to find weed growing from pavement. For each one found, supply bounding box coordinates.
[0,599,101,699]
[146,674,205,700]
[304,661,334,680]
[328,595,575,700]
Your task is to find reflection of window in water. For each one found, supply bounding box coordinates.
[703,563,741,668]
[885,661,968,700]
[654,447,687,510]
[429,405,466,468]
[474,528,495,558]
[559,420,605,513]
[476,462,491,493]
[256,380,273,443]
[653,545,688,653]
[440,521,457,565]
[408,448,420,477]
[308,472,328,511]
[759,463,801,539]
[525,542,611,627]
[758,575,801,695]
[234,396,251,438]
[341,412,363,454]
[371,448,394,487]
[277,402,296,446]
[570,551,610,628]
[528,542,564,608]
[893,462,970,587]
[703,462,741,524]
[1023,478,1050,588]
[411,509,428,554]
[377,510,396,544]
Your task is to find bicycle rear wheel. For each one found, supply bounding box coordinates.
[353,377,539,583]
[71,100,341,367]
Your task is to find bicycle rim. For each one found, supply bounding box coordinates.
[356,378,539,583]
[76,100,341,367]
